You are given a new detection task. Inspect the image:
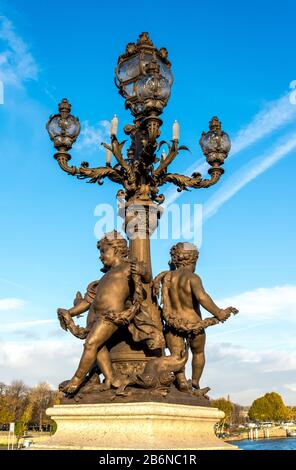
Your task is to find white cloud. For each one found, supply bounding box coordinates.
[0,339,82,386]
[216,285,296,321]
[0,319,55,331]
[183,285,296,404]
[207,342,296,373]
[0,328,295,404]
[0,298,25,311]
[75,120,110,152]
[206,342,261,364]
[0,15,38,86]
[284,383,296,392]
[202,342,296,405]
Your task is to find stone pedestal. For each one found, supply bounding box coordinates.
[32,402,237,450]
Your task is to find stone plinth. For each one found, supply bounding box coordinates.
[32,402,237,450]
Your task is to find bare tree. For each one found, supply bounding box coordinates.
[30,382,56,431]
[5,380,29,422]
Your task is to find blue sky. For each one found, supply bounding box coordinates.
[0,0,296,405]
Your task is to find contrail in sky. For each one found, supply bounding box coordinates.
[164,93,296,207]
[203,131,296,220]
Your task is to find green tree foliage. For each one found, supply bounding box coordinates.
[249,392,291,422]
[50,421,57,435]
[211,398,234,433]
[290,407,296,420]
[15,402,34,442]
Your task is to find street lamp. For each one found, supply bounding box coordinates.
[46,31,231,380]
[115,32,173,118]
[46,32,230,204]
[199,116,231,167]
[46,98,80,150]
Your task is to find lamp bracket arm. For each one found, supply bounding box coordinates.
[157,167,224,192]
[153,141,189,179]
[54,151,123,186]
[102,135,132,175]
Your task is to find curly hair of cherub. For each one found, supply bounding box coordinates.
[170,242,199,268]
[97,230,128,258]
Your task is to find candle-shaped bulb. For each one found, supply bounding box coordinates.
[172,120,180,141]
[105,148,112,165]
[161,149,167,160]
[110,114,118,136]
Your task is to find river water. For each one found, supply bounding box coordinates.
[233,437,296,450]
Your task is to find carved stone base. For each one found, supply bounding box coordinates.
[32,403,237,450]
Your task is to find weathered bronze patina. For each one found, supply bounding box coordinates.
[46,33,237,406]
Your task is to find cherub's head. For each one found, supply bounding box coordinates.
[169,242,199,271]
[97,231,128,269]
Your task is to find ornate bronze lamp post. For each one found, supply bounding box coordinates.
[46,31,232,392]
[43,31,238,451]
[47,31,230,274]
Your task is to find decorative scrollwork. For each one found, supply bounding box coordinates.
[153,140,186,178]
[102,136,138,195]
[49,99,229,204]
[157,167,224,193]
[54,152,123,186]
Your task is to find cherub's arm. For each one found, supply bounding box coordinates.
[130,260,151,283]
[153,270,169,298]
[190,274,238,321]
[68,300,90,318]
[57,290,92,332]
[58,291,90,319]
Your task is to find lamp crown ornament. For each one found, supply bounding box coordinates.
[209,116,221,131]
[58,97,71,116]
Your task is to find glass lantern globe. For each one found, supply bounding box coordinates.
[116,55,140,99]
[46,99,80,150]
[115,33,173,117]
[200,117,231,165]
[201,131,231,154]
[137,74,171,102]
